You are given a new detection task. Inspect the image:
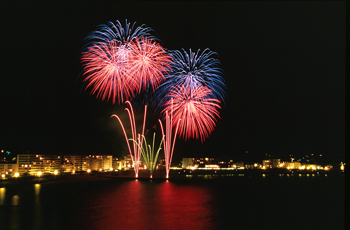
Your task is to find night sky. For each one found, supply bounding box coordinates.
[0,1,345,164]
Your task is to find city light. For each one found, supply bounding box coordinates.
[1,153,339,179]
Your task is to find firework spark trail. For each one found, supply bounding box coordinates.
[159,100,181,179]
[111,101,147,178]
[128,37,173,93]
[162,84,221,142]
[130,133,164,178]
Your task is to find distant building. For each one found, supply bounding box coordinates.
[182,158,195,168]
[0,163,18,175]
[66,155,88,172]
[262,160,271,169]
[87,155,113,171]
[120,154,132,169]
[0,152,337,176]
[43,155,63,173]
[285,161,301,169]
[182,157,230,169]
[17,154,50,175]
[271,159,281,168]
[112,157,122,170]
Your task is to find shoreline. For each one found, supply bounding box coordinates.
[0,168,344,187]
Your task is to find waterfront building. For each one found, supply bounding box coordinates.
[182,158,234,169]
[17,154,31,175]
[120,154,132,170]
[43,155,63,174]
[2,153,338,176]
[182,158,195,168]
[102,155,113,170]
[0,163,18,175]
[17,154,48,175]
[271,159,281,168]
[285,161,301,169]
[262,159,272,169]
[112,157,122,170]
[64,155,88,172]
[17,154,64,175]
[87,155,113,171]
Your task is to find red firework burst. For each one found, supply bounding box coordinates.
[81,40,137,104]
[162,84,221,142]
[128,37,173,92]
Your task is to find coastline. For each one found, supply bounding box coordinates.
[0,168,343,187]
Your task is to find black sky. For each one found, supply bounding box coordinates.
[0,1,345,164]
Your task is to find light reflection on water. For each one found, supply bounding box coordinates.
[84,180,215,230]
[0,176,344,230]
[34,183,41,204]
[0,187,5,205]
[12,194,19,206]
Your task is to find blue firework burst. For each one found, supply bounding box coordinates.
[154,48,226,113]
[82,19,157,48]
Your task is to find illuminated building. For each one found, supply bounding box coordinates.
[44,155,63,174]
[271,159,281,168]
[181,157,231,169]
[87,155,113,171]
[2,153,338,176]
[16,154,89,175]
[64,155,88,172]
[120,154,133,170]
[205,164,220,169]
[102,155,113,170]
[0,163,18,175]
[112,157,122,170]
[16,154,62,175]
[17,154,36,175]
[182,158,195,168]
[262,160,272,169]
[285,161,301,170]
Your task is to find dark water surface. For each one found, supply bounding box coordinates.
[0,175,344,230]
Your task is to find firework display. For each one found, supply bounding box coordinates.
[81,20,170,104]
[83,19,156,49]
[158,103,181,179]
[111,101,147,178]
[128,37,173,93]
[162,85,221,142]
[81,40,136,104]
[156,48,225,142]
[130,133,164,178]
[80,19,226,178]
[155,48,226,110]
